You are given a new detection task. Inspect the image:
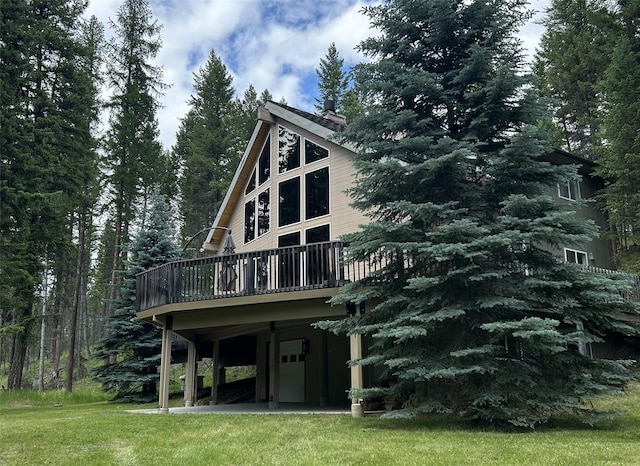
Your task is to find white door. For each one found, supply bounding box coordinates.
[279,339,305,402]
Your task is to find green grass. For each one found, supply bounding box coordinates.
[1,384,639,465]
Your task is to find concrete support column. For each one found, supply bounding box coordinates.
[349,332,364,418]
[268,323,280,409]
[158,316,173,413]
[184,340,196,407]
[210,339,220,406]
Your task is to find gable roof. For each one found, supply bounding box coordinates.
[202,101,349,251]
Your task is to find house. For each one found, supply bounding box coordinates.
[136,100,637,416]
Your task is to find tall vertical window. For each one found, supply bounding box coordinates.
[278,126,300,173]
[259,136,270,185]
[244,199,256,243]
[258,189,270,236]
[278,178,300,227]
[305,167,329,220]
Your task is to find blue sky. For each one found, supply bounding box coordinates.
[85,0,550,150]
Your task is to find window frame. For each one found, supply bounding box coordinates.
[278,125,301,174]
[564,247,589,265]
[305,166,330,221]
[557,180,580,201]
[304,139,330,166]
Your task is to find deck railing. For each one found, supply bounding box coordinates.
[136,241,378,312]
[136,242,640,313]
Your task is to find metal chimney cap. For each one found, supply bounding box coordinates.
[323,99,336,112]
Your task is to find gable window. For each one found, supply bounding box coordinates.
[259,136,271,185]
[244,189,270,244]
[306,225,330,285]
[244,199,256,243]
[258,189,270,236]
[305,140,329,164]
[558,180,580,201]
[278,177,300,227]
[278,232,301,288]
[305,167,329,220]
[278,126,300,173]
[245,169,256,195]
[565,247,588,265]
[305,224,330,243]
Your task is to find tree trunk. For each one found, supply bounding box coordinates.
[66,212,85,392]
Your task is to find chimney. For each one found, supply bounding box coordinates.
[321,99,346,126]
[323,99,336,113]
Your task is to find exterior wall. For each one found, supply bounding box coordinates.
[253,320,350,406]
[226,117,368,255]
[545,165,612,268]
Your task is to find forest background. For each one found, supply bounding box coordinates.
[1,0,638,395]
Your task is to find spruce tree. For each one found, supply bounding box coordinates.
[93,189,180,402]
[319,0,639,428]
[315,42,349,113]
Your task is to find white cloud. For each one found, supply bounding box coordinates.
[84,0,549,150]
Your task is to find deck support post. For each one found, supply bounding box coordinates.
[210,339,220,405]
[349,327,364,418]
[268,322,280,409]
[184,340,196,407]
[158,316,173,413]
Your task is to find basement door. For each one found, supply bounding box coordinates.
[279,339,305,402]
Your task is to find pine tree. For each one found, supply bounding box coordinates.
[0,0,92,388]
[534,0,619,159]
[102,0,167,322]
[173,49,239,242]
[93,189,180,402]
[595,0,640,273]
[65,15,104,392]
[319,0,639,428]
[315,42,349,113]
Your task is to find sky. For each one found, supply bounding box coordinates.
[84,0,550,151]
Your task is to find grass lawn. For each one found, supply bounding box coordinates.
[1,384,639,465]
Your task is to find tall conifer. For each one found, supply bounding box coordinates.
[102,0,167,321]
[315,42,349,113]
[173,50,238,242]
[94,189,179,402]
[320,0,638,428]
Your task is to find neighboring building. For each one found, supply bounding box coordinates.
[136,101,637,415]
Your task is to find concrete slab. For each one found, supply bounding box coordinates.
[128,402,351,415]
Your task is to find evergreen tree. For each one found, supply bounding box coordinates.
[595,0,640,273]
[66,15,104,391]
[534,0,619,159]
[0,0,92,388]
[315,42,349,113]
[319,0,638,428]
[232,85,273,143]
[102,0,167,321]
[93,189,180,402]
[173,50,239,242]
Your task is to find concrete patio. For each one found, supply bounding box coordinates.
[129,402,352,415]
